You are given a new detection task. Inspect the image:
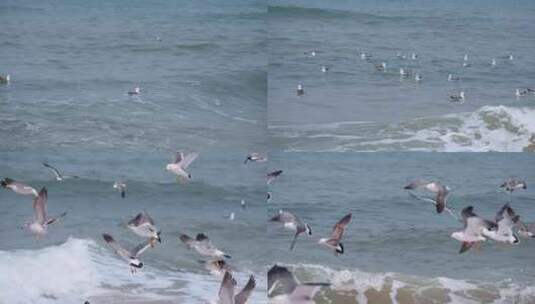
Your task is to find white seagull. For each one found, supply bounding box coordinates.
[268,265,330,304]
[127,211,161,246]
[297,84,304,96]
[404,181,450,214]
[415,73,423,82]
[180,233,231,259]
[482,204,520,245]
[43,163,79,181]
[451,206,497,254]
[318,213,352,255]
[1,178,38,197]
[244,153,267,164]
[399,68,409,77]
[102,233,152,273]
[321,66,329,73]
[24,188,67,238]
[166,151,199,182]
[217,271,256,304]
[270,210,312,250]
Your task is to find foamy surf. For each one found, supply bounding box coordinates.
[0,238,266,304]
[275,264,535,304]
[270,105,535,152]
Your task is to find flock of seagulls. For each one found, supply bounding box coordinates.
[1,152,278,303]
[403,178,533,253]
[294,50,535,103]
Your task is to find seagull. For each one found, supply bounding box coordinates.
[450,91,465,103]
[113,181,126,198]
[517,221,535,238]
[0,74,10,84]
[102,233,152,273]
[404,181,449,214]
[360,52,371,60]
[244,153,267,164]
[297,84,304,96]
[127,211,161,246]
[396,52,407,60]
[224,212,236,221]
[43,163,79,181]
[268,265,330,304]
[180,233,231,259]
[411,52,418,60]
[267,170,283,184]
[500,178,527,193]
[318,213,352,255]
[462,61,471,68]
[451,206,497,254]
[203,259,232,277]
[267,192,272,201]
[217,271,256,304]
[491,58,497,66]
[415,73,423,82]
[23,188,67,237]
[448,74,459,81]
[166,151,198,182]
[270,210,312,251]
[127,87,141,95]
[463,54,469,61]
[304,51,316,57]
[399,68,409,77]
[516,89,528,98]
[375,62,386,71]
[482,204,520,245]
[240,199,246,209]
[508,53,514,61]
[1,178,38,197]
[321,66,329,73]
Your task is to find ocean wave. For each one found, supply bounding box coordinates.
[270,105,535,152]
[275,264,535,304]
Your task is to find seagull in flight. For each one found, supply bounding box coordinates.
[102,233,153,273]
[23,188,67,238]
[451,206,497,254]
[404,181,450,214]
[166,151,198,182]
[482,203,520,245]
[127,211,161,246]
[217,271,256,304]
[270,210,312,250]
[180,233,231,259]
[43,163,79,181]
[1,178,38,197]
[268,265,330,304]
[318,213,352,255]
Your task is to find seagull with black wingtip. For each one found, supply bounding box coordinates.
[102,233,152,273]
[270,210,312,251]
[451,206,497,254]
[1,178,38,197]
[126,211,161,246]
[318,213,352,255]
[180,233,231,259]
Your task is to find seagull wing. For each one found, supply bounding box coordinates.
[218,271,236,304]
[174,152,184,164]
[180,152,198,169]
[235,275,256,304]
[132,239,153,258]
[102,234,132,260]
[268,265,298,297]
[43,163,62,179]
[270,211,296,224]
[329,213,351,241]
[33,188,47,224]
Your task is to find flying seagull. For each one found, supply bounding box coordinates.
[451,206,497,254]
[127,211,161,246]
[268,265,330,304]
[482,203,520,245]
[102,233,152,273]
[404,181,450,214]
[270,210,311,251]
[217,271,256,304]
[166,151,198,182]
[407,192,460,222]
[267,170,283,184]
[113,181,126,198]
[318,213,352,255]
[244,153,267,164]
[1,178,38,197]
[43,163,79,181]
[24,188,67,237]
[180,233,231,259]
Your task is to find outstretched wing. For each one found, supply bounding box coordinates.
[128,211,154,226]
[33,188,48,224]
[43,163,61,179]
[180,152,198,169]
[235,275,256,304]
[267,265,298,297]
[174,152,184,164]
[330,213,351,241]
[102,233,132,260]
[218,271,236,304]
[132,239,153,258]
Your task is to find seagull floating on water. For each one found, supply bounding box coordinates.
[508,53,514,61]
[451,206,496,254]
[270,210,312,251]
[396,51,407,60]
[102,233,152,273]
[360,52,371,60]
[399,68,409,77]
[375,62,386,71]
[217,271,256,304]
[244,153,267,164]
[516,89,528,98]
[127,87,141,95]
[318,213,352,255]
[415,73,423,82]
[297,84,304,96]
[180,233,231,259]
[43,163,79,181]
[450,91,465,103]
[500,178,527,193]
[463,54,469,61]
[24,188,67,238]
[127,211,161,246]
[1,178,38,197]
[491,58,497,66]
[411,52,418,60]
[113,181,126,198]
[0,74,10,84]
[448,74,459,81]
[166,151,198,182]
[268,265,330,303]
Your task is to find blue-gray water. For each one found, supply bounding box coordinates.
[267,152,535,303]
[268,1,535,152]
